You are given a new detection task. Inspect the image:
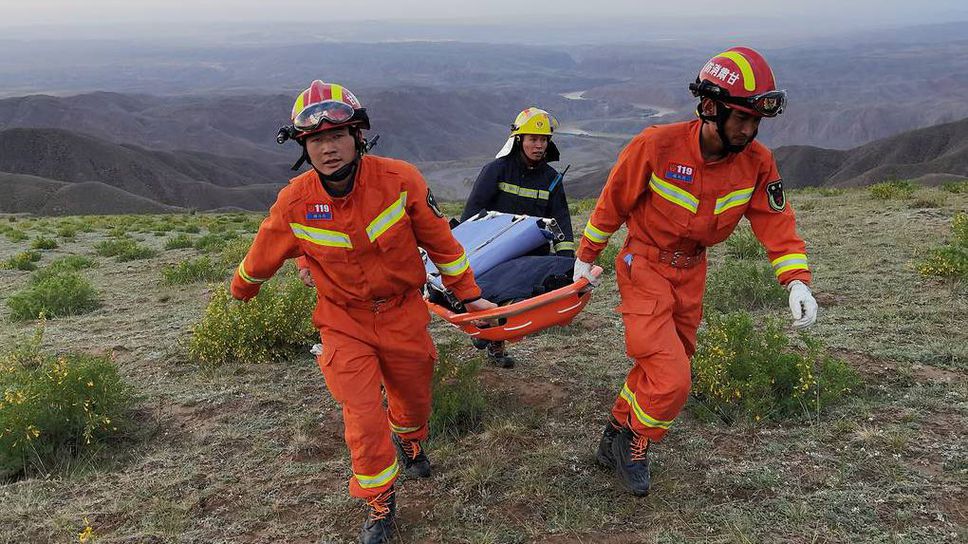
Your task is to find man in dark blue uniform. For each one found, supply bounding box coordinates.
[460,107,575,368]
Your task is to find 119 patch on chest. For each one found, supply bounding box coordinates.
[306,203,333,220]
[665,162,695,183]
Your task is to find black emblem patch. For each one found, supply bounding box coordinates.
[427,189,444,218]
[766,180,786,212]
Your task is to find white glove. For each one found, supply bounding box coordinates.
[573,259,600,286]
[787,280,818,329]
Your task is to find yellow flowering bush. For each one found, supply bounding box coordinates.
[917,212,968,280]
[691,312,858,423]
[704,259,785,313]
[188,276,317,367]
[0,323,131,477]
[869,179,917,200]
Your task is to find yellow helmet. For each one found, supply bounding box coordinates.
[496,107,561,161]
[510,107,558,137]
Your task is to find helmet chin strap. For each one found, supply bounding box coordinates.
[698,101,757,155]
[296,128,367,179]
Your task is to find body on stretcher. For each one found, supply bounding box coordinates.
[422,211,603,342]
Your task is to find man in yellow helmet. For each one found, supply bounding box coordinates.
[460,107,575,368]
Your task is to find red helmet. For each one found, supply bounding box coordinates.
[289,80,370,140]
[689,47,786,117]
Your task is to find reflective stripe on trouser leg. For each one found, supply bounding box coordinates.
[610,251,702,442]
[318,348,399,499]
[378,292,436,442]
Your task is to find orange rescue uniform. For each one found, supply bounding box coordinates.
[231,154,480,498]
[578,119,811,441]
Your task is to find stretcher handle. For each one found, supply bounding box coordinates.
[436,265,603,324]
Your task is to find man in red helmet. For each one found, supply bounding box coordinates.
[573,47,818,496]
[231,80,496,543]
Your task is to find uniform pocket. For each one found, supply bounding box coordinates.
[616,297,657,315]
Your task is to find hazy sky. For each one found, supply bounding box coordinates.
[3,0,966,26]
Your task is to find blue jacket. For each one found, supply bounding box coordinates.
[460,154,575,256]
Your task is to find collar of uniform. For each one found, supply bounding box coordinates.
[312,155,370,204]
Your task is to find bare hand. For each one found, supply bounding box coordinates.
[464,298,497,313]
[297,267,315,288]
[464,298,499,328]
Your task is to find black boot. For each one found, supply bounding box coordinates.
[359,487,396,544]
[611,428,651,496]
[472,338,489,350]
[392,433,431,478]
[486,341,515,368]
[596,418,622,469]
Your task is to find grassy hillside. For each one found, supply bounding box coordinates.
[0,186,965,543]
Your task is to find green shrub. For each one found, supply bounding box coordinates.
[164,233,195,250]
[704,259,785,313]
[869,180,917,200]
[3,251,42,271]
[917,245,968,280]
[188,277,317,367]
[33,256,96,283]
[4,229,28,242]
[161,256,227,285]
[30,237,58,250]
[941,180,968,194]
[178,224,201,234]
[954,212,968,247]
[55,225,77,240]
[6,272,100,321]
[0,323,131,477]
[218,236,254,268]
[917,213,968,280]
[94,238,157,262]
[690,312,858,423]
[193,232,238,253]
[724,225,764,260]
[430,342,486,440]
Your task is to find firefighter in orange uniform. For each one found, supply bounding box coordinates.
[231,80,496,543]
[573,47,819,496]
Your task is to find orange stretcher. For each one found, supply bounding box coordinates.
[425,266,603,342]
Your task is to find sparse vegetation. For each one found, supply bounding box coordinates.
[690,311,858,423]
[941,180,968,193]
[94,237,158,262]
[429,342,487,440]
[6,271,100,321]
[163,233,195,250]
[187,277,316,367]
[32,256,97,283]
[161,256,226,285]
[3,228,28,242]
[724,223,764,260]
[869,179,917,199]
[704,259,786,313]
[193,232,238,253]
[0,322,132,478]
[917,212,968,281]
[30,237,59,250]
[3,250,42,271]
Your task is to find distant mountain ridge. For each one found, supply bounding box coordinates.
[0,128,288,214]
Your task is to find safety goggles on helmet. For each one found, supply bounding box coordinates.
[724,90,787,117]
[690,79,787,117]
[292,100,357,133]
